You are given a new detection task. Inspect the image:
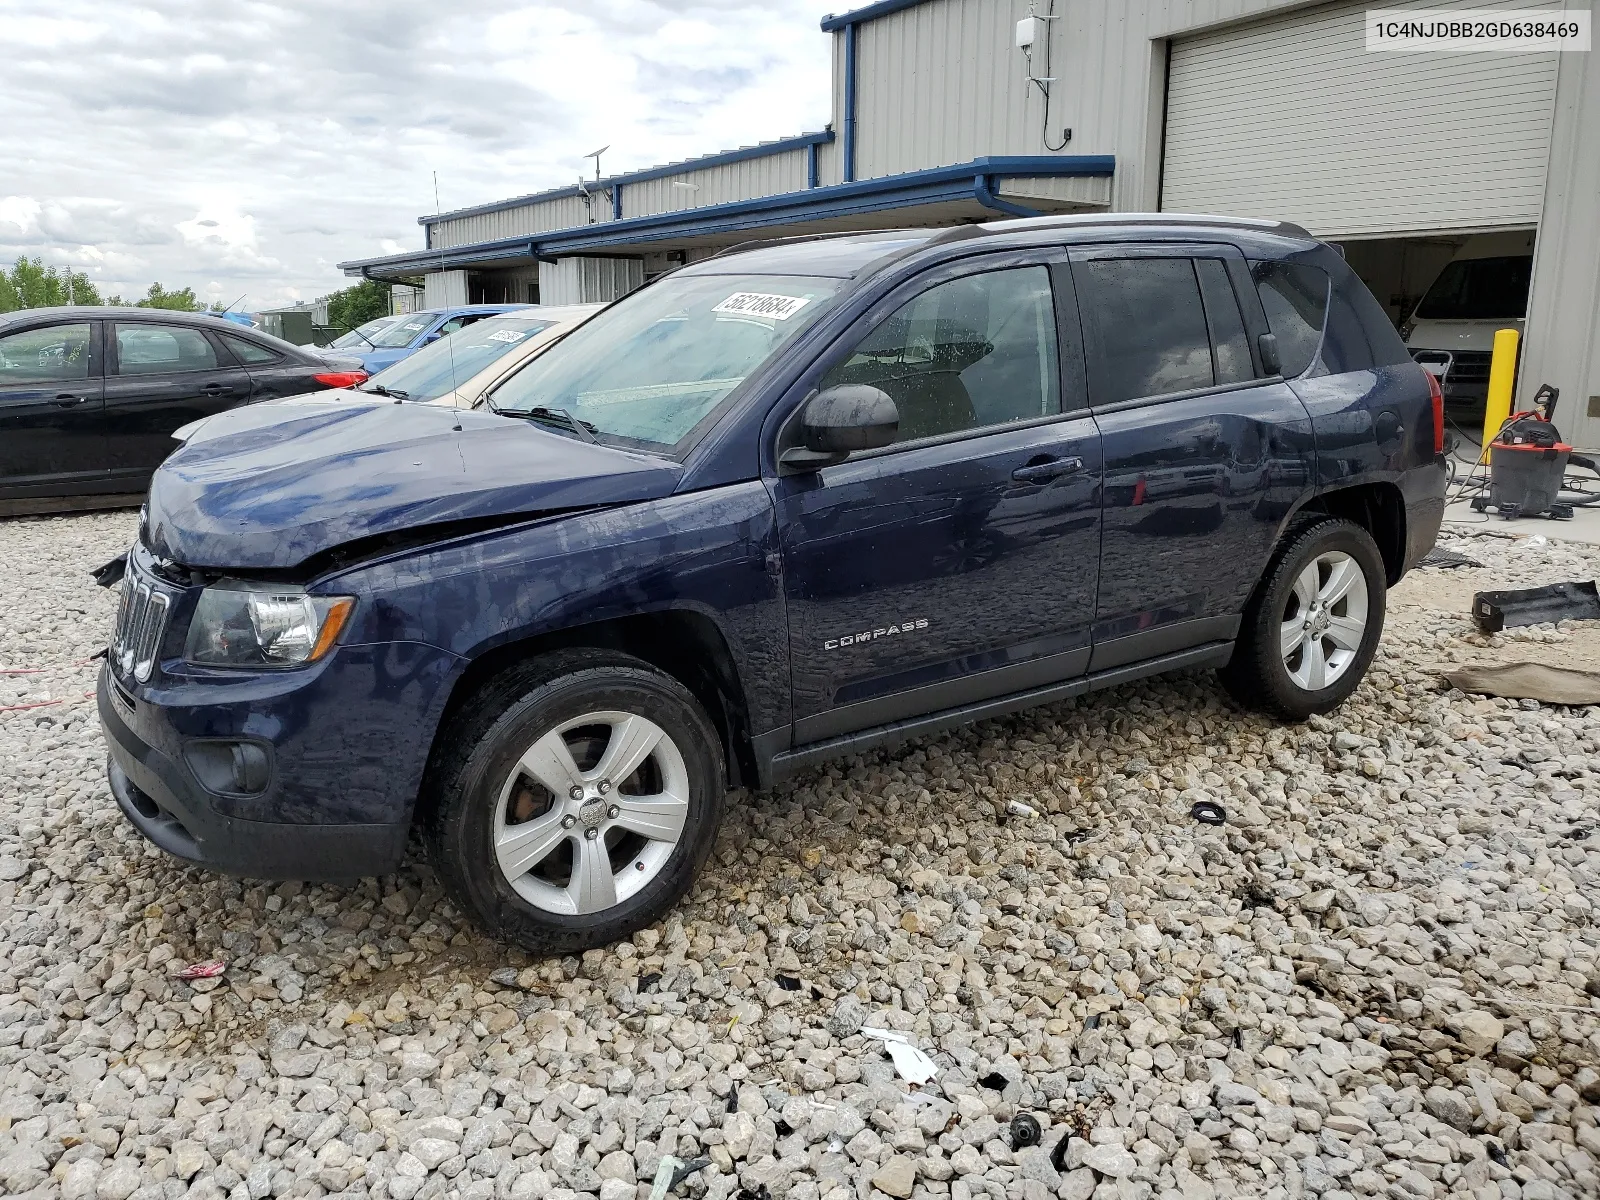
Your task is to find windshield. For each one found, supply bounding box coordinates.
[363,316,555,401]
[1416,256,1532,321]
[328,315,401,349]
[489,273,839,449]
[371,314,437,348]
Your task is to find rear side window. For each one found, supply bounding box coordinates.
[222,334,279,365]
[1076,258,1213,403]
[1251,261,1328,377]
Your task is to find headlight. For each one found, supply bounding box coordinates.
[184,583,355,668]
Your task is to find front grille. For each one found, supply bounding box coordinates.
[111,559,173,683]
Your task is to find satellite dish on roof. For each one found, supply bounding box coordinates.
[584,146,609,181]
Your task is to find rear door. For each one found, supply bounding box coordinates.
[0,320,109,499]
[1070,244,1314,669]
[773,250,1104,745]
[104,322,254,488]
[217,331,319,401]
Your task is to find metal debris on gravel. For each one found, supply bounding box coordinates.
[1,511,1597,1200]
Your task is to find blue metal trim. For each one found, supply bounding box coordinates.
[807,141,819,189]
[973,175,1042,219]
[819,0,934,32]
[821,0,932,32]
[612,184,623,221]
[843,23,858,183]
[340,156,1115,274]
[418,131,836,226]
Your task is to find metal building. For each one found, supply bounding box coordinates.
[338,0,1600,448]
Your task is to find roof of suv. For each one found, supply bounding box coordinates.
[683,212,1318,280]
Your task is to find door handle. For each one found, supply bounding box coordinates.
[52,393,87,407]
[1011,456,1084,484]
[201,382,234,395]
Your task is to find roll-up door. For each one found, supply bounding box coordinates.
[1161,2,1557,237]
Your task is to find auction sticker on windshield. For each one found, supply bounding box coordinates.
[485,329,526,343]
[712,292,811,321]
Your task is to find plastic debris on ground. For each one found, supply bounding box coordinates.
[1419,546,1484,569]
[1010,1113,1042,1150]
[647,1155,709,1199]
[859,1026,939,1085]
[1441,661,1600,706]
[1471,580,1600,632]
[1190,800,1226,825]
[174,961,225,980]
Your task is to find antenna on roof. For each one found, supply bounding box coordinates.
[432,170,465,418]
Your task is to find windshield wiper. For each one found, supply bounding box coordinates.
[508,406,597,443]
[361,383,409,400]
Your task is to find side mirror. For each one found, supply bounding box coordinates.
[422,331,442,345]
[781,385,899,471]
[1257,333,1281,376]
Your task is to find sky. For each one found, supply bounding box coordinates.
[1,0,837,310]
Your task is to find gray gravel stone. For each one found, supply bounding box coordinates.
[3,514,1599,1200]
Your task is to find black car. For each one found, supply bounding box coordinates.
[0,307,367,515]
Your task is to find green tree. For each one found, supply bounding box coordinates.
[323,278,392,334]
[0,256,103,311]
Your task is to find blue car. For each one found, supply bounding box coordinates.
[98,216,1445,954]
[345,303,528,374]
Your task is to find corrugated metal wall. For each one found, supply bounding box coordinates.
[1521,39,1600,450]
[423,271,467,308]
[620,149,811,217]
[429,194,598,251]
[1162,0,1558,236]
[847,0,1310,209]
[538,257,646,307]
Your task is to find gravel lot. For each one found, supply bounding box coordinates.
[1,511,1598,1200]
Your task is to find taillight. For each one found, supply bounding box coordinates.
[1425,368,1445,455]
[314,371,367,389]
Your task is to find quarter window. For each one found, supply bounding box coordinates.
[820,265,1060,444]
[222,334,279,365]
[1076,258,1214,404]
[1251,261,1328,377]
[115,324,218,375]
[0,323,92,383]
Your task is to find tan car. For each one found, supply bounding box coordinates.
[361,304,605,408]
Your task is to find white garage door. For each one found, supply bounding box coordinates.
[1161,2,1558,237]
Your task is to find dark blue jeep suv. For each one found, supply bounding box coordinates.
[98,215,1446,952]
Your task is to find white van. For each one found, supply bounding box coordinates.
[1405,230,1534,403]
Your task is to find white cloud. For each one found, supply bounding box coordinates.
[0,0,836,310]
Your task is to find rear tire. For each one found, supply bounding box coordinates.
[422,649,725,955]
[1221,517,1387,720]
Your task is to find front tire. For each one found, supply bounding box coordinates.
[1221,517,1387,720]
[422,650,726,955]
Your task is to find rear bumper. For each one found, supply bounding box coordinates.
[99,666,410,881]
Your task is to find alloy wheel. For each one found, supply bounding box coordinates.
[492,710,689,915]
[1279,550,1369,691]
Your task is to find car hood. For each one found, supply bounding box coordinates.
[145,398,682,570]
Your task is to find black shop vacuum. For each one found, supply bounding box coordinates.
[1469,385,1600,520]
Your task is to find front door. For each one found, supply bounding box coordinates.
[0,320,108,499]
[1069,245,1315,670]
[773,253,1103,746]
[104,322,254,489]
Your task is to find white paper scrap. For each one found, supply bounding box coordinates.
[860,1025,939,1085]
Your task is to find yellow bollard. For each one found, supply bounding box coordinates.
[1481,327,1521,460]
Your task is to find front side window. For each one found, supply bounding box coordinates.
[363,316,554,402]
[0,323,92,384]
[1415,256,1532,321]
[820,265,1060,443]
[115,324,218,375]
[1251,261,1329,377]
[371,316,434,347]
[1077,258,1214,403]
[489,273,839,450]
